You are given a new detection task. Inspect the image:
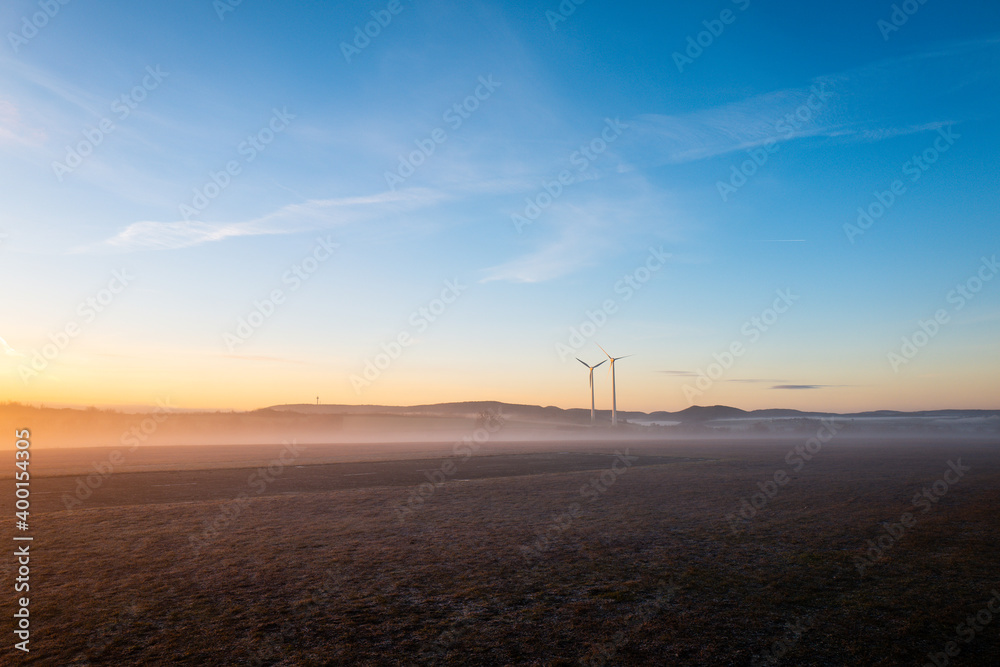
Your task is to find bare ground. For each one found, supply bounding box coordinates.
[4,437,1000,666]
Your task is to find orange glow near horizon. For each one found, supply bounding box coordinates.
[4,351,997,414]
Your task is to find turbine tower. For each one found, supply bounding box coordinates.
[576,358,606,424]
[597,344,632,426]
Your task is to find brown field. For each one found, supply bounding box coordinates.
[4,435,1000,665]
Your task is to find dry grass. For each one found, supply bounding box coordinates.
[4,438,999,665]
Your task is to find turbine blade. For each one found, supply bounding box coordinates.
[593,359,606,369]
[596,343,612,360]
[576,358,591,369]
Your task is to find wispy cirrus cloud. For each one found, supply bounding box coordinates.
[483,38,999,284]
[73,37,1000,274]
[0,100,46,146]
[219,354,311,365]
[770,384,858,390]
[481,175,676,283]
[79,188,448,252]
[480,236,591,283]
[771,384,828,390]
[618,36,998,171]
[0,54,106,117]
[0,335,25,358]
[480,204,611,284]
[728,378,788,384]
[621,86,840,169]
[661,374,850,391]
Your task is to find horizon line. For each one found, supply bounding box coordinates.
[3,399,998,416]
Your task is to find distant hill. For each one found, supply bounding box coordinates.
[2,400,996,450]
[669,405,749,422]
[268,401,1000,424]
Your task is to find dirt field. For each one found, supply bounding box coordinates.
[11,451,696,513]
[4,436,1000,665]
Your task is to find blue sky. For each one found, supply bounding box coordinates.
[1,0,998,412]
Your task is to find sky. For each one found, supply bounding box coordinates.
[1,0,998,413]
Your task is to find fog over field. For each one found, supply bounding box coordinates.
[1,404,998,664]
[3,401,997,473]
[2,402,998,663]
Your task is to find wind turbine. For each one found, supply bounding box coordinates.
[597,344,632,426]
[576,358,606,424]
